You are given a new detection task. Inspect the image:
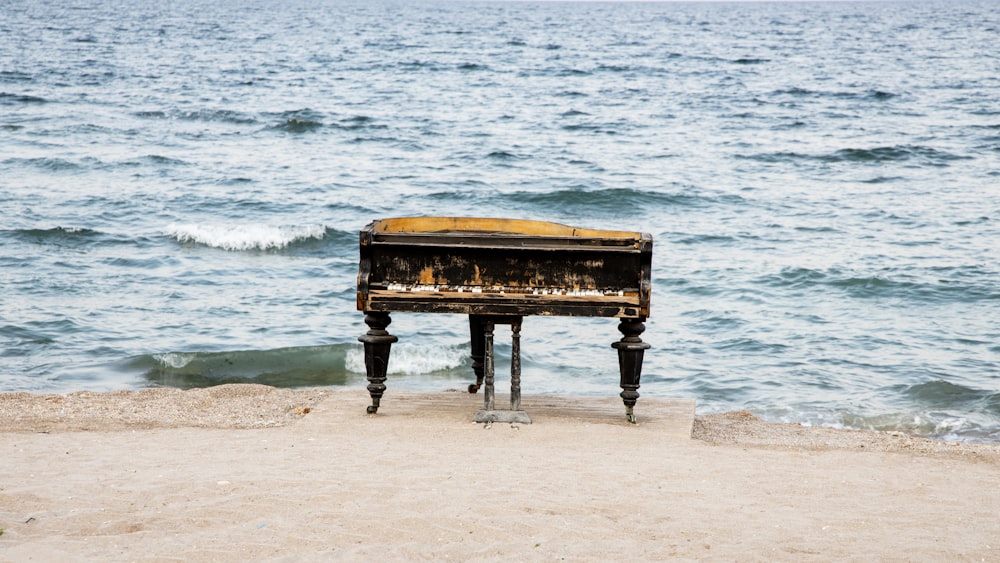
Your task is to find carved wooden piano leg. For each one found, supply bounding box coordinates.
[612,318,650,424]
[359,312,397,414]
[468,315,485,393]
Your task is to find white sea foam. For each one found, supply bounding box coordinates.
[345,342,467,375]
[153,352,195,369]
[165,223,326,251]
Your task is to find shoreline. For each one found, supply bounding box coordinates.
[3,385,998,560]
[2,385,998,458]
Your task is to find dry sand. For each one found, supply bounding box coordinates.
[2,385,998,561]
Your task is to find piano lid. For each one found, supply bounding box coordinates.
[370,217,645,240]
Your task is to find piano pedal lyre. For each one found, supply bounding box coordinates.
[470,315,531,425]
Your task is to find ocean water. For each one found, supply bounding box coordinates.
[2,0,998,442]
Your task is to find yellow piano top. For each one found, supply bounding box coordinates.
[371,217,644,240]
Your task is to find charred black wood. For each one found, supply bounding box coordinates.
[358,312,397,414]
[357,217,653,422]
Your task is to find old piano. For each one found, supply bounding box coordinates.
[357,217,652,423]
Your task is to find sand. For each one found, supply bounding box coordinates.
[2,385,998,561]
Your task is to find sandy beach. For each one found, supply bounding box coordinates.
[2,385,998,562]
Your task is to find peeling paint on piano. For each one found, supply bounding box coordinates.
[358,217,651,318]
[357,217,653,422]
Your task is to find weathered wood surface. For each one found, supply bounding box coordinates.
[357,217,654,422]
[357,217,652,318]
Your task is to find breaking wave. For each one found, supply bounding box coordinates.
[165,223,329,251]
[131,342,469,388]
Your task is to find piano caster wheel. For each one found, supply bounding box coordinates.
[625,408,637,424]
[468,383,481,394]
[367,405,378,414]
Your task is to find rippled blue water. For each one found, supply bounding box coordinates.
[2,0,998,442]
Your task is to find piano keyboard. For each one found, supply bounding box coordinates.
[383,283,628,297]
